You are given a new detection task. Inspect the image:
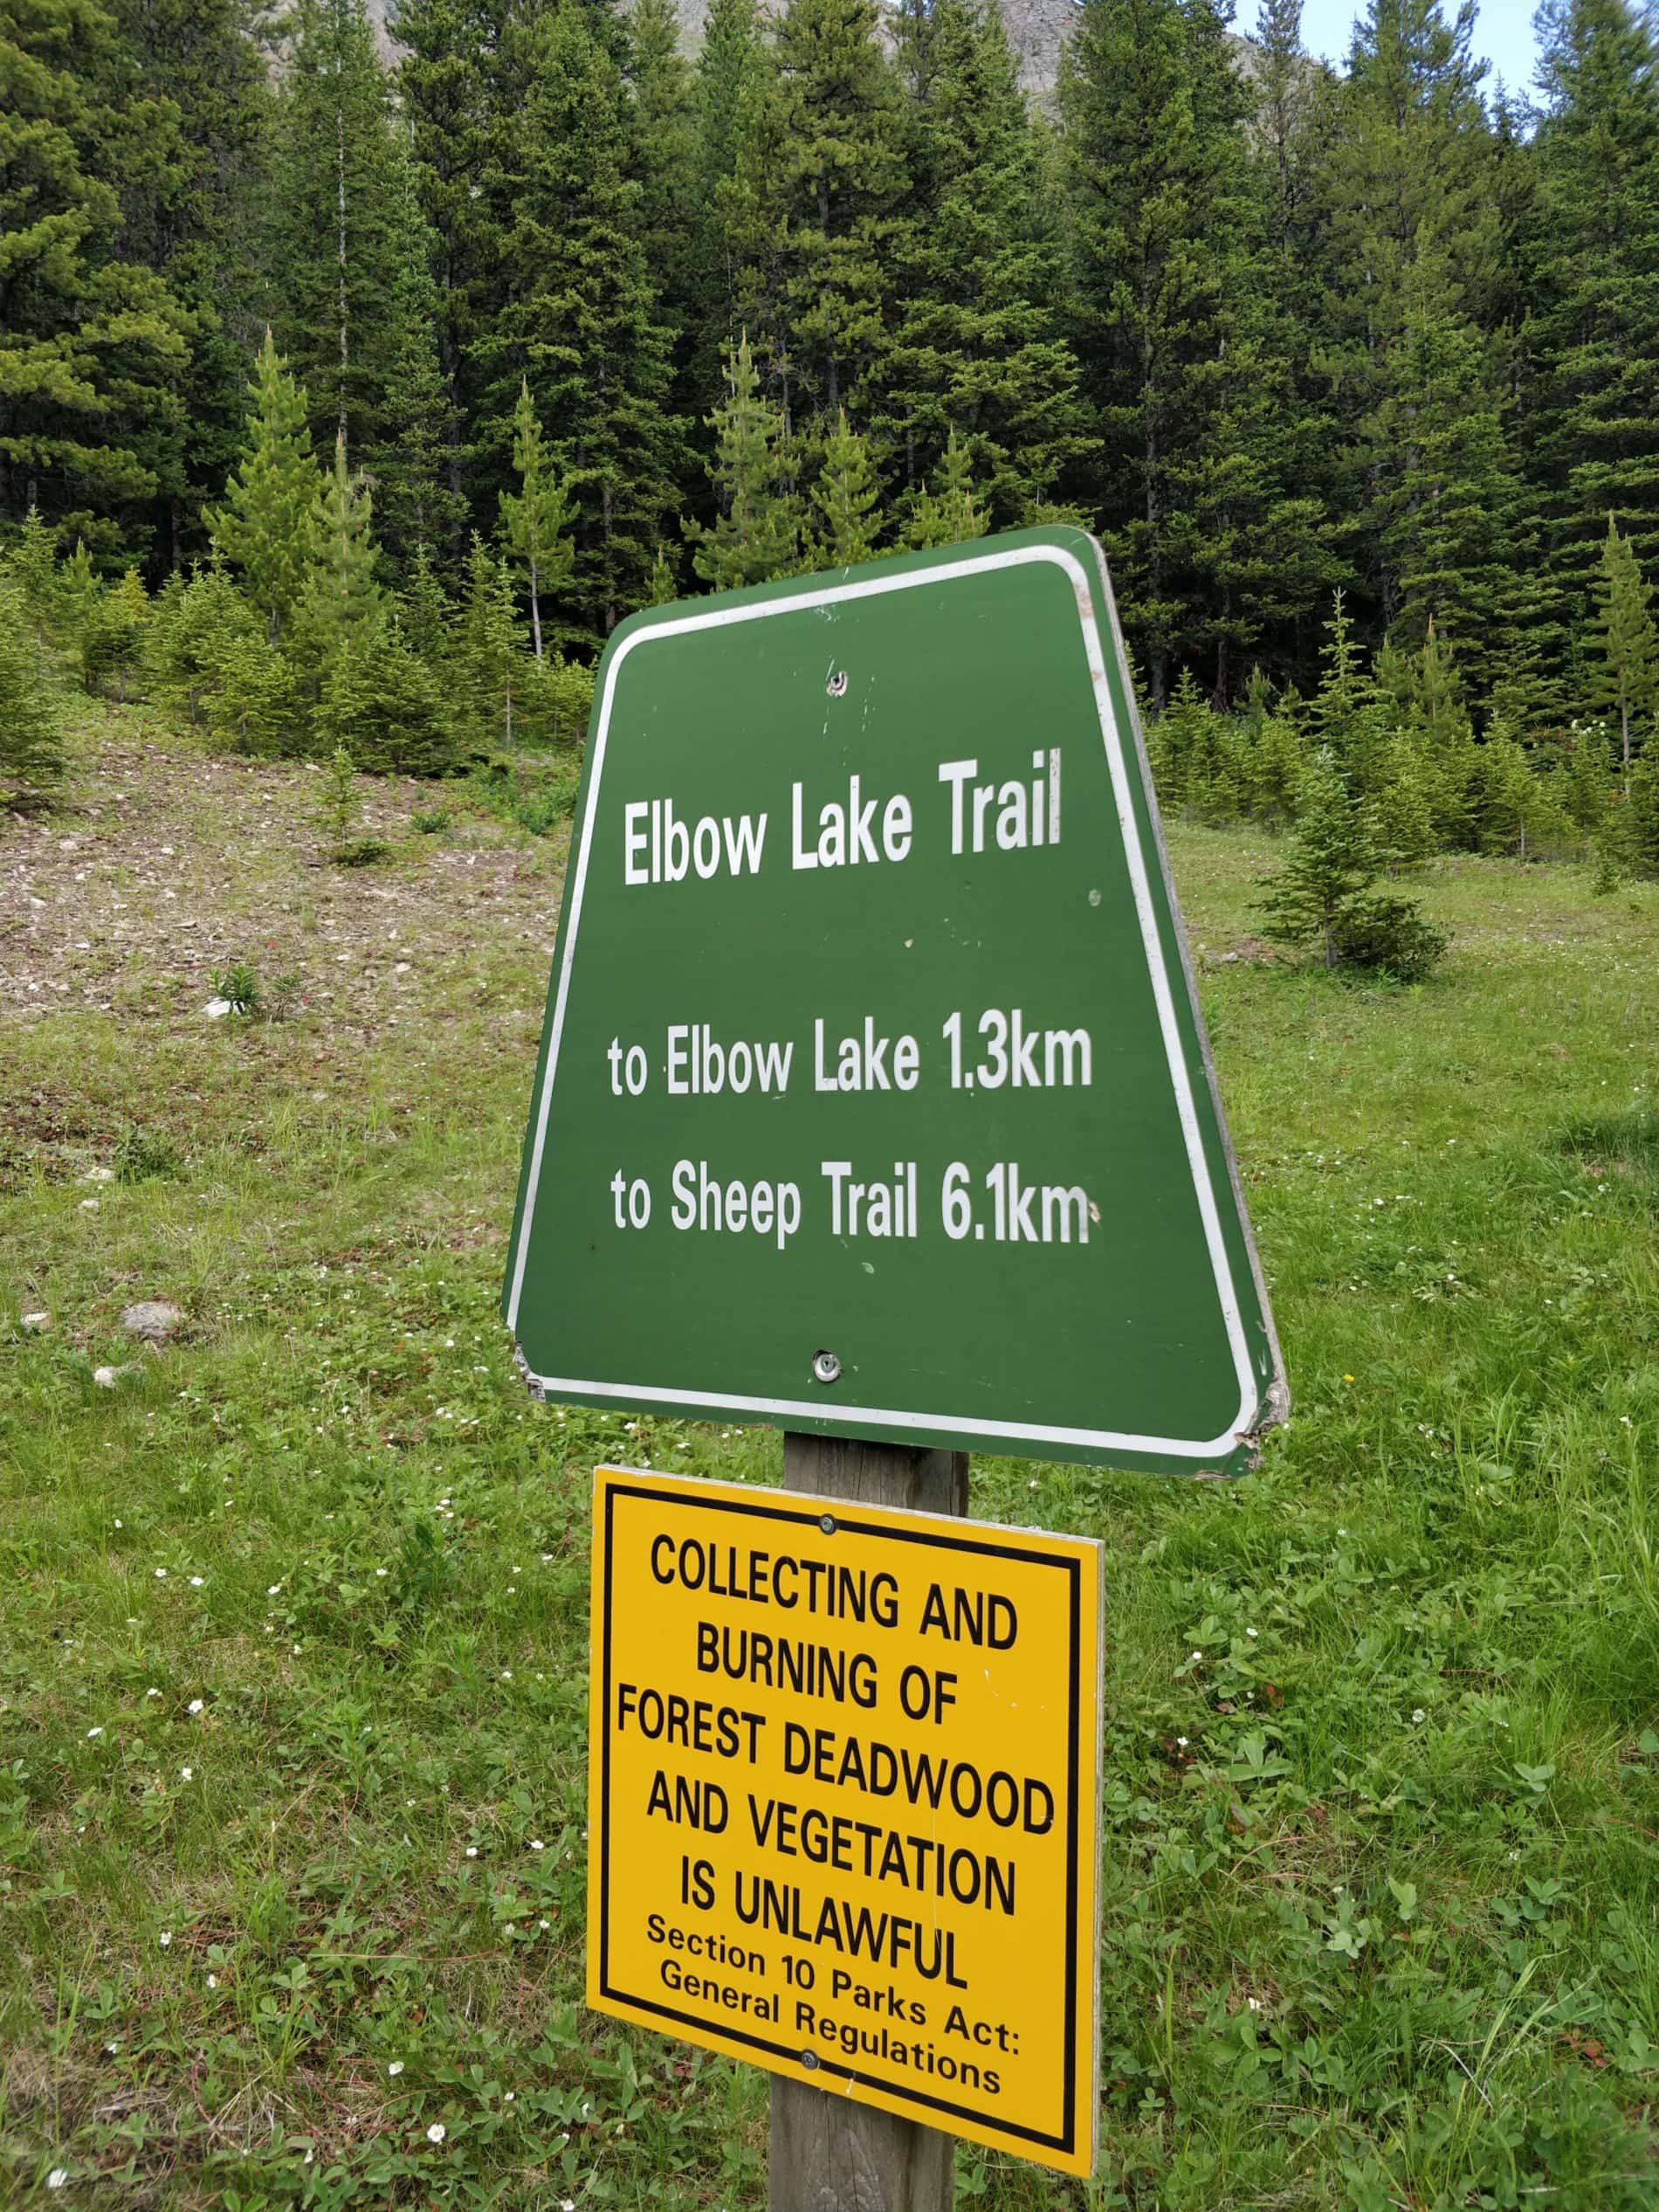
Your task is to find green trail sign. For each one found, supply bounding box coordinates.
[503,527,1285,1473]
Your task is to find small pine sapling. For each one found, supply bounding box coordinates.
[1258,749,1381,967]
[901,430,987,550]
[0,581,65,807]
[499,380,576,660]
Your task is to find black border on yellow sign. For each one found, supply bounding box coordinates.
[593,1474,1087,2162]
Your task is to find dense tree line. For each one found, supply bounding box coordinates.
[3,0,1659,873]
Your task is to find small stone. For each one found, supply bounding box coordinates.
[204,997,231,1019]
[120,1300,182,1345]
[93,1364,134,1389]
[19,1312,50,1333]
[84,1166,114,1183]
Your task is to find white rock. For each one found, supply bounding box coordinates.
[20,1312,50,1332]
[204,998,231,1019]
[93,1365,133,1389]
[121,1300,182,1345]
[84,1166,114,1184]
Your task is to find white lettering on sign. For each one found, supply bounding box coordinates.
[813,1017,920,1093]
[625,800,768,885]
[938,755,1061,856]
[790,778,912,871]
[667,1026,795,1097]
[622,754,1057,885]
[670,1161,802,1250]
[820,1161,920,1239]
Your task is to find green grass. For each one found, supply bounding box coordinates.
[3,713,1657,2210]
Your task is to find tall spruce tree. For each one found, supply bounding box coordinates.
[484,2,686,638]
[106,0,268,572]
[1528,0,1659,627]
[882,0,1084,520]
[687,334,802,588]
[391,0,505,546]
[499,380,576,662]
[206,333,320,640]
[269,0,438,472]
[0,0,191,557]
[1304,0,1516,652]
[692,0,766,429]
[769,0,905,429]
[1064,0,1328,702]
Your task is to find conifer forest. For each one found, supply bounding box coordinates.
[6,0,1659,879]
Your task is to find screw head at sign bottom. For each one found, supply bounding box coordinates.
[801,2049,820,2071]
[811,1348,842,1385]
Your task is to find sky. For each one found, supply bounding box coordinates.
[1287,0,1544,95]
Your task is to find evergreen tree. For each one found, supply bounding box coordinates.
[900,429,986,549]
[458,534,525,746]
[882,0,1084,520]
[687,335,803,589]
[7,508,64,642]
[292,433,383,681]
[269,0,430,466]
[809,411,882,566]
[1257,746,1381,966]
[0,580,65,805]
[1587,512,1659,781]
[1304,0,1511,653]
[692,0,766,422]
[318,613,455,775]
[630,0,700,409]
[105,0,268,572]
[392,0,503,545]
[207,334,320,641]
[770,0,905,427]
[1529,0,1659,619]
[484,2,686,637]
[499,381,577,661]
[1064,0,1329,702]
[1151,669,1231,813]
[0,0,191,556]
[371,170,469,566]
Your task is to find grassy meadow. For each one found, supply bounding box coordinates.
[3,701,1657,2211]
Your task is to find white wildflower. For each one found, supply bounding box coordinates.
[426,2122,446,2144]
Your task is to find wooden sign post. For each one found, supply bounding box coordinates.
[772,1433,967,2212]
[505,527,1288,2204]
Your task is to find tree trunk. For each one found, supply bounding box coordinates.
[529,551,543,662]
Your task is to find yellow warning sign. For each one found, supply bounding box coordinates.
[587,1467,1103,2177]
